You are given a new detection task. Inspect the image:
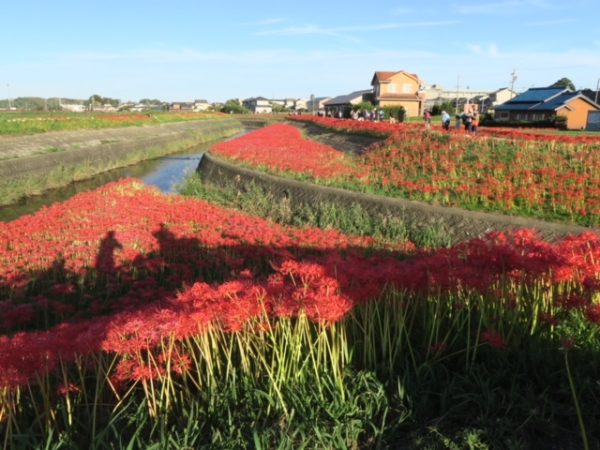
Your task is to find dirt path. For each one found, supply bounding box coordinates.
[289,121,384,154]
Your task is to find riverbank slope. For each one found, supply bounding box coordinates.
[0,118,243,205]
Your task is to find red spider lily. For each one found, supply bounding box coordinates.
[0,180,598,389]
[57,383,81,396]
[287,116,600,226]
[210,123,356,179]
[481,329,506,349]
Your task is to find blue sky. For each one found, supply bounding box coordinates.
[1,0,599,102]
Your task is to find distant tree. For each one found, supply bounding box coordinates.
[139,98,162,105]
[382,106,406,122]
[221,99,249,114]
[271,103,289,113]
[549,77,576,91]
[431,101,456,116]
[87,94,120,108]
[353,101,374,112]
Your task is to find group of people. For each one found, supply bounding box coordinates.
[321,108,389,122]
[424,108,480,133]
[350,108,385,121]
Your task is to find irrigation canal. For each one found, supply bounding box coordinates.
[0,131,248,222]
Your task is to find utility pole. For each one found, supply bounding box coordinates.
[510,69,518,99]
[595,78,599,104]
[6,83,11,110]
[455,75,460,114]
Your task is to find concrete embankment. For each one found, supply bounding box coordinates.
[198,153,597,244]
[0,119,243,204]
[0,119,243,179]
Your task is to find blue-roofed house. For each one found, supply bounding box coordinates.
[494,87,600,130]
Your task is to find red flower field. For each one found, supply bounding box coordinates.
[210,122,356,179]
[211,117,600,226]
[1,180,599,389]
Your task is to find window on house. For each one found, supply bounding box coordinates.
[499,112,509,120]
[402,83,412,93]
[516,113,523,121]
[389,83,397,93]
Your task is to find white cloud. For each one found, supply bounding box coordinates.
[454,1,524,15]
[525,18,576,26]
[391,7,414,15]
[10,43,600,100]
[452,0,557,15]
[467,43,500,57]
[245,18,286,26]
[255,20,458,39]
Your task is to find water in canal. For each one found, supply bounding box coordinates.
[0,136,234,222]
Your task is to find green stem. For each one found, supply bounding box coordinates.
[564,350,589,450]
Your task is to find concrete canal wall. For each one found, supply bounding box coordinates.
[198,153,597,244]
[0,119,243,181]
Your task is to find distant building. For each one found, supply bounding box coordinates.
[243,97,272,114]
[269,98,307,111]
[169,102,194,112]
[371,71,425,117]
[324,90,373,118]
[494,87,600,130]
[193,99,211,111]
[422,85,515,113]
[580,89,600,105]
[306,96,331,115]
[60,103,86,113]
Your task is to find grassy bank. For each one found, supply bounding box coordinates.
[178,174,453,249]
[0,111,230,136]
[0,122,243,206]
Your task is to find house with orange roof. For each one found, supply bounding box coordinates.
[371,71,426,118]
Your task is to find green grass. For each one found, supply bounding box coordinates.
[178,174,452,249]
[0,111,231,136]
[0,127,242,207]
[6,284,599,449]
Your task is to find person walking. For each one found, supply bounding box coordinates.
[441,110,451,130]
[463,111,472,132]
[471,110,480,133]
[424,110,432,130]
[455,114,461,130]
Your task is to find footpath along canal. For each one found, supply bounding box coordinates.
[0,123,250,222]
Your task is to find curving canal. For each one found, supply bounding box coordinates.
[0,132,247,222]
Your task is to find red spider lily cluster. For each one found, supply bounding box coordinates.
[290,114,600,144]
[247,117,599,226]
[360,129,600,225]
[0,180,599,389]
[210,123,356,179]
[289,114,424,137]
